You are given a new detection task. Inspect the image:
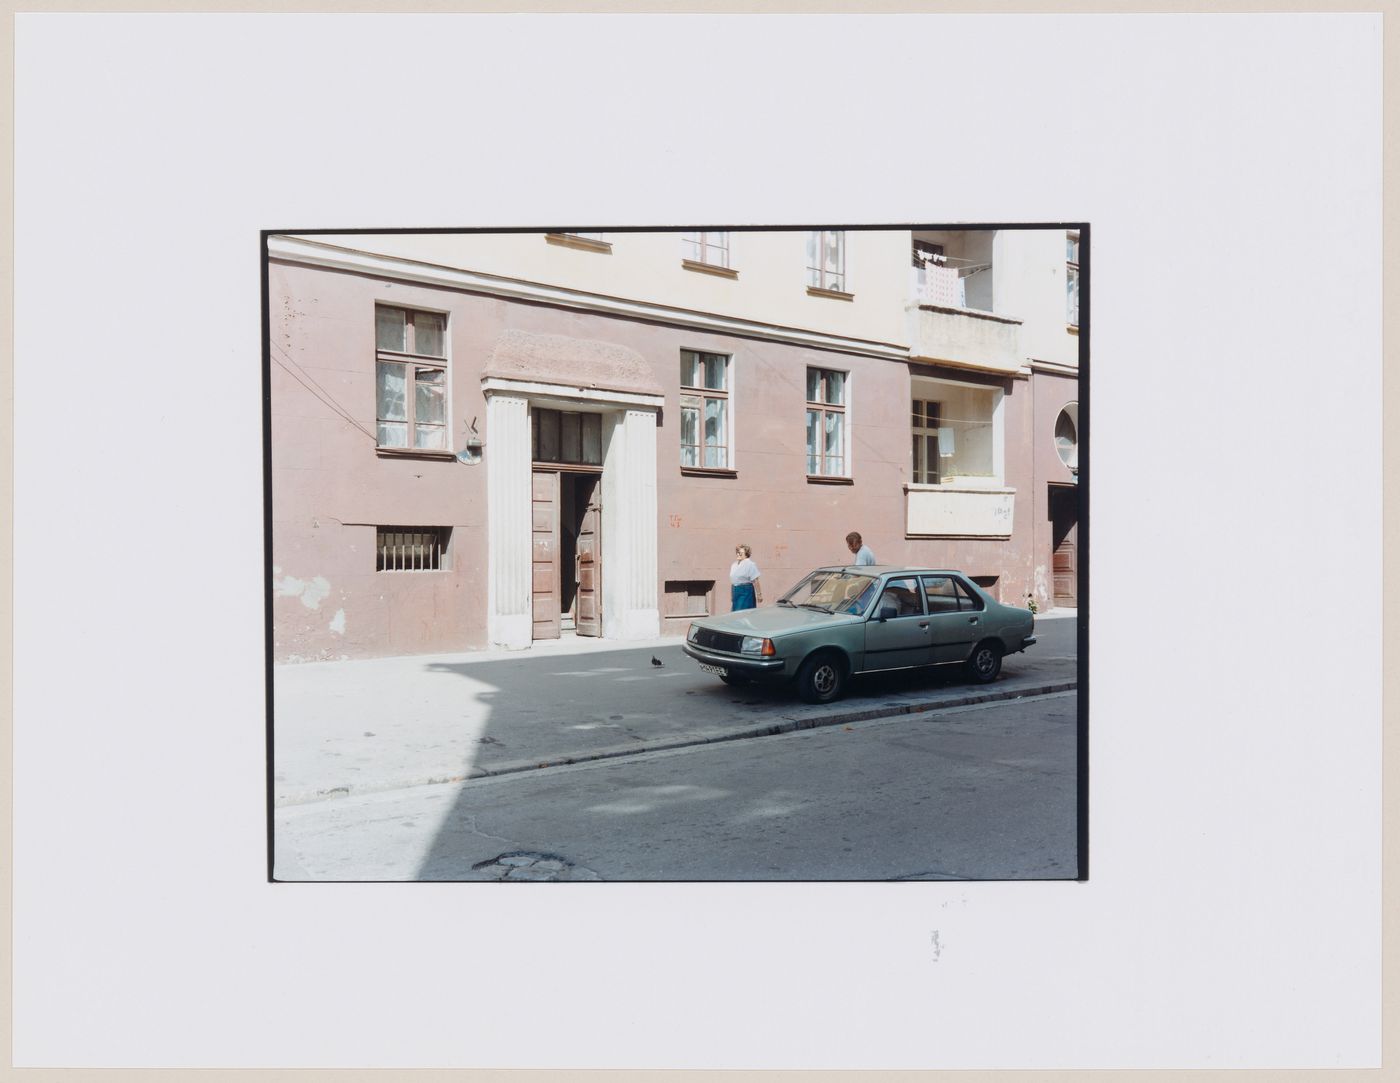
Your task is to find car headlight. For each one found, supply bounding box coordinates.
[741,636,776,656]
[687,624,700,643]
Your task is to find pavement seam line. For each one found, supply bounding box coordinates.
[274,680,1077,808]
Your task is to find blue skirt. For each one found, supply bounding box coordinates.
[731,582,756,611]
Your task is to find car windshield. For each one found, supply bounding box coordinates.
[777,570,880,615]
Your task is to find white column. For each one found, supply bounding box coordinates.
[601,407,660,640]
[486,392,532,649]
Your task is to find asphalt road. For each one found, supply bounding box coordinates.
[274,690,1079,882]
[273,615,1078,805]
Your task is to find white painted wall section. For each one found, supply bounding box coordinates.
[601,408,660,640]
[486,392,532,649]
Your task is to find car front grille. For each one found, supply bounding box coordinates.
[694,628,745,654]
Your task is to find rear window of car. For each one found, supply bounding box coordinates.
[921,575,984,613]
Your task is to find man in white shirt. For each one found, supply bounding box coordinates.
[845,531,876,566]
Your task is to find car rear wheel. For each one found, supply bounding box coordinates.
[966,640,1002,683]
[797,652,846,704]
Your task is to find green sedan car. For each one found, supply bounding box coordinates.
[682,565,1037,704]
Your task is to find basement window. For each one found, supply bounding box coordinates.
[664,580,714,619]
[377,526,451,572]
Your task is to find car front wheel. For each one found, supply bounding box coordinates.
[796,652,846,704]
[966,640,1002,683]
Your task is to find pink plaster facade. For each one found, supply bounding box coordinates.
[269,236,1079,661]
[1029,367,1082,610]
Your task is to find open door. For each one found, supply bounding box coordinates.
[574,475,602,636]
[532,471,560,640]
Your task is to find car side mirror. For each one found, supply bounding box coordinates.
[878,605,898,622]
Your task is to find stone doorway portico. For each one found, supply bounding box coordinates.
[483,330,663,650]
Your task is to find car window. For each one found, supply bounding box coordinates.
[954,578,985,611]
[779,570,879,614]
[876,577,925,618]
[921,575,963,614]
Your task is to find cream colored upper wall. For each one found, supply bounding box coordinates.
[991,230,1080,368]
[308,230,913,348]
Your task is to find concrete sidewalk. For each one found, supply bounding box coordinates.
[272,614,1078,807]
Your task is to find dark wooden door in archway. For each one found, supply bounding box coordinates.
[1049,484,1078,608]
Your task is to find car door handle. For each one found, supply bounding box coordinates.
[968,616,978,624]
[918,622,929,628]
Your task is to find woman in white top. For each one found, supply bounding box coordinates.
[729,544,763,611]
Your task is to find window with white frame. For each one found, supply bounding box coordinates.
[910,379,1000,485]
[375,305,447,450]
[1066,232,1080,327]
[806,231,846,292]
[680,350,730,468]
[805,367,848,476]
[682,231,730,268]
[911,398,943,484]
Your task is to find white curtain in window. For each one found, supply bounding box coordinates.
[377,362,408,446]
[824,412,844,473]
[824,370,845,406]
[415,313,445,357]
[376,307,406,352]
[680,398,700,466]
[704,398,726,468]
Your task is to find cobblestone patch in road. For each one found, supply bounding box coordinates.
[469,851,602,882]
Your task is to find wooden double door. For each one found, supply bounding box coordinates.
[532,469,602,640]
[1049,484,1078,608]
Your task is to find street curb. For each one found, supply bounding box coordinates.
[275,680,1077,808]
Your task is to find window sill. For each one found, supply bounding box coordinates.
[807,474,853,485]
[681,259,738,279]
[807,286,854,302]
[545,233,612,253]
[680,466,738,479]
[376,447,457,461]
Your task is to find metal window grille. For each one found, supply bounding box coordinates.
[376,526,451,572]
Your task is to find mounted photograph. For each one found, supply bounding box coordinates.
[266,225,1085,882]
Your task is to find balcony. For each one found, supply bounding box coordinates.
[905,484,1015,539]
[909,299,1023,375]
[908,246,1023,374]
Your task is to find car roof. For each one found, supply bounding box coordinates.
[814,565,969,575]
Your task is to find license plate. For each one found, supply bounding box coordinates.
[699,663,728,676]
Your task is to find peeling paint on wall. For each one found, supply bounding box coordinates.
[329,609,346,635]
[274,574,332,610]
